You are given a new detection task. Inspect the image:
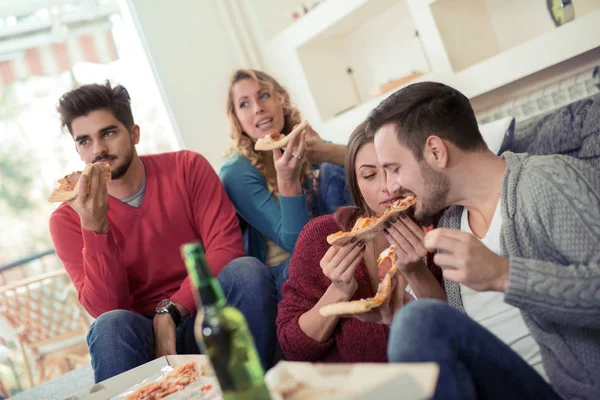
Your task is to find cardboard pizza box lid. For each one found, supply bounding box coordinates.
[65,355,211,400]
[267,361,439,400]
[67,355,438,400]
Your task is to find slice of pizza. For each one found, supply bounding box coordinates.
[124,362,200,400]
[326,194,417,246]
[47,162,111,203]
[319,246,402,316]
[254,120,309,151]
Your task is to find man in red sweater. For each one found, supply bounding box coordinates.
[50,82,277,382]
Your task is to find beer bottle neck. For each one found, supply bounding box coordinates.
[181,242,227,309]
[198,277,227,309]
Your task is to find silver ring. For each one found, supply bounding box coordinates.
[292,153,303,160]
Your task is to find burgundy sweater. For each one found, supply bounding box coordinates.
[277,209,442,363]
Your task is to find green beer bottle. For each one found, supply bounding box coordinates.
[181,242,272,400]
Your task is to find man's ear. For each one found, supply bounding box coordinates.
[424,135,448,169]
[131,124,141,145]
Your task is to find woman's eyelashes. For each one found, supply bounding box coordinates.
[362,172,377,181]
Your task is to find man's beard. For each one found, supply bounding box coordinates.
[95,148,134,180]
[414,161,450,222]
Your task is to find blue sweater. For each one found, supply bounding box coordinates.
[219,154,311,263]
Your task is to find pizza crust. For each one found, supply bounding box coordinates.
[254,120,309,151]
[319,247,399,317]
[318,299,374,316]
[48,162,111,203]
[327,195,416,246]
[47,188,79,203]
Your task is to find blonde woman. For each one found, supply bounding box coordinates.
[219,69,349,292]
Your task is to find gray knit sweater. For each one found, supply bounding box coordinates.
[440,152,600,400]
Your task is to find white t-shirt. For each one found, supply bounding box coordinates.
[460,202,547,380]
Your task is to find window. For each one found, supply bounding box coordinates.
[0,0,179,269]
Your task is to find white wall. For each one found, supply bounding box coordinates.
[431,0,501,71]
[484,0,554,52]
[343,1,429,101]
[124,0,245,167]
[298,37,359,121]
[244,0,303,43]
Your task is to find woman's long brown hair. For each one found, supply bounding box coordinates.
[334,121,373,230]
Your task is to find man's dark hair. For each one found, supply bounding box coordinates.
[366,82,487,159]
[57,80,134,135]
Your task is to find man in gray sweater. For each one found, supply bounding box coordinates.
[363,82,599,400]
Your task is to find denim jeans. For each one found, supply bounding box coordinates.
[87,256,285,383]
[387,299,562,400]
[313,162,353,216]
[87,310,200,383]
[270,258,290,301]
[218,256,290,371]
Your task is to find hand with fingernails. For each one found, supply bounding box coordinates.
[383,213,429,274]
[273,126,307,196]
[320,237,366,298]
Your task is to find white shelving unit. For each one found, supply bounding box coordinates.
[268,0,431,121]
[271,0,400,48]
[248,0,600,144]
[448,8,600,99]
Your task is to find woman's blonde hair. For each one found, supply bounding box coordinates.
[225,69,309,195]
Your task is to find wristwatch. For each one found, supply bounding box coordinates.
[156,299,182,325]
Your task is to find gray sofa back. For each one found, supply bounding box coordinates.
[508,92,600,168]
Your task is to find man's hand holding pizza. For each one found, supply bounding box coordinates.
[68,163,110,234]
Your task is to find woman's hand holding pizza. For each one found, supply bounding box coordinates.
[68,163,110,234]
[321,238,366,299]
[349,274,412,325]
[383,214,428,274]
[424,228,509,292]
[274,128,307,196]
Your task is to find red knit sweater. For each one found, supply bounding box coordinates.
[277,208,442,363]
[49,151,245,318]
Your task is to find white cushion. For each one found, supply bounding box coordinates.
[479,116,515,155]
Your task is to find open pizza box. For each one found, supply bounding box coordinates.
[66,355,439,400]
[64,355,214,400]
